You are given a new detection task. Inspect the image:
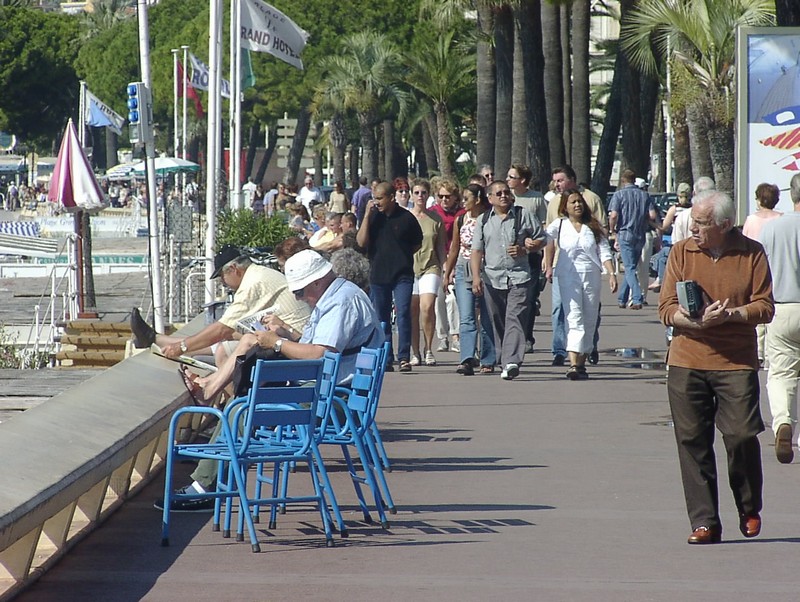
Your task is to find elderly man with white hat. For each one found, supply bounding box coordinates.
[157,249,384,512]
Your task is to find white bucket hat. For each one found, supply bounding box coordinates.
[284,249,333,292]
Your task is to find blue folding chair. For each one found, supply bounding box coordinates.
[161,357,340,552]
[366,341,393,472]
[323,347,397,528]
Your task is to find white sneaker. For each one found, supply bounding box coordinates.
[436,340,449,352]
[409,354,421,366]
[501,363,519,380]
[450,337,460,353]
[424,350,436,366]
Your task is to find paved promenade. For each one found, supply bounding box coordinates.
[13,288,800,601]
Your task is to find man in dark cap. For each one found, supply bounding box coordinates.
[130,244,310,365]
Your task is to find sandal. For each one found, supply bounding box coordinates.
[456,361,474,376]
[566,365,580,381]
[179,365,206,405]
[479,365,494,374]
[398,359,413,372]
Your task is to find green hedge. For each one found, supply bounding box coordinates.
[215,209,292,251]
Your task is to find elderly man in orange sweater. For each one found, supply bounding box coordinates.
[659,190,774,545]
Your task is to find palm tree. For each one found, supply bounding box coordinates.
[406,30,476,176]
[621,0,775,196]
[316,31,407,181]
[81,0,134,40]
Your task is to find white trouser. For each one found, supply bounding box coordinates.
[559,268,601,355]
[766,303,800,436]
[435,285,459,340]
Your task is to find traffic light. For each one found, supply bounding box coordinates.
[126,82,152,145]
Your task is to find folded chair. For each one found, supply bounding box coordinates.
[323,346,397,528]
[161,356,341,552]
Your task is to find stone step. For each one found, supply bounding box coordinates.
[57,335,130,348]
[54,350,125,365]
[58,320,132,335]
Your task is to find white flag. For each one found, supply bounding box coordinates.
[239,0,309,70]
[84,89,124,136]
[188,53,231,99]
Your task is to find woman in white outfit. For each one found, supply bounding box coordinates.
[544,190,617,380]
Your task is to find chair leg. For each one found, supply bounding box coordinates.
[370,421,392,472]
[364,431,397,515]
[339,443,372,524]
[307,453,335,547]
[352,434,390,529]
[311,444,348,537]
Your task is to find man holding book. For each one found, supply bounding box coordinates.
[130,245,310,365]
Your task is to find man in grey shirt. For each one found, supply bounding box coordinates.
[759,172,800,464]
[471,180,546,380]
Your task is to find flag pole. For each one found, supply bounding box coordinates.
[75,87,87,317]
[181,45,189,205]
[172,48,180,161]
[205,0,223,303]
[136,0,166,333]
[233,0,243,205]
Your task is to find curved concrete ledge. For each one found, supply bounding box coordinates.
[0,317,203,600]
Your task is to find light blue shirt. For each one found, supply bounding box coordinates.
[759,212,800,303]
[300,277,384,381]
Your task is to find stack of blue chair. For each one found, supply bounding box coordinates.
[160,354,343,553]
[322,344,397,528]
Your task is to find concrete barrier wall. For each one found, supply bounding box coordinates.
[0,317,203,600]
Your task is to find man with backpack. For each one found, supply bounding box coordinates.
[471,180,546,380]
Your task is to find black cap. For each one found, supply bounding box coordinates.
[210,245,243,279]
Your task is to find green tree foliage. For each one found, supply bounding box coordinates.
[0,7,82,149]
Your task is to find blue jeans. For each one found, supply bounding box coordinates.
[551,276,566,357]
[453,263,496,367]
[370,276,413,363]
[618,239,644,306]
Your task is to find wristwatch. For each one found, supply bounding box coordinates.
[179,340,188,353]
[273,338,286,354]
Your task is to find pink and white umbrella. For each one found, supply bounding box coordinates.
[47,118,105,212]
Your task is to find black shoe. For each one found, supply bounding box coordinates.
[588,350,599,365]
[130,307,156,349]
[385,363,395,373]
[552,355,566,367]
[575,365,589,380]
[154,485,215,512]
[456,361,475,376]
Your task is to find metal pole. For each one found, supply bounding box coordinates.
[137,0,165,333]
[172,48,179,159]
[205,0,223,303]
[233,0,243,209]
[181,45,189,205]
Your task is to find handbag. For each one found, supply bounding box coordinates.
[232,346,282,397]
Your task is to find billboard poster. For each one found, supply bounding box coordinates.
[736,27,800,222]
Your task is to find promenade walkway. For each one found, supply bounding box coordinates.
[14,290,800,601]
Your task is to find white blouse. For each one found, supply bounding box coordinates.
[546,218,613,275]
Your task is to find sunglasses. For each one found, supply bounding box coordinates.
[490,190,512,197]
[438,194,452,199]
[396,189,410,193]
[412,190,428,195]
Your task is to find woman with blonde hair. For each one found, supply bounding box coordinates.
[409,178,447,365]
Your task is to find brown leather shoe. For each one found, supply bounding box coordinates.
[629,304,643,310]
[775,423,794,464]
[739,514,761,538]
[687,526,722,544]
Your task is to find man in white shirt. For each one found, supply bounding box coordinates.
[297,175,322,212]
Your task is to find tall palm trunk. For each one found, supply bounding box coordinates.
[560,3,572,164]
[775,0,800,25]
[358,110,379,182]
[685,103,713,182]
[571,0,591,184]
[348,143,359,186]
[255,125,278,185]
[423,111,439,173]
[541,1,564,168]
[329,111,347,186]
[671,105,692,187]
[434,102,454,176]
[651,103,666,192]
[494,4,514,173]
[383,119,395,181]
[476,3,496,167]
[516,0,550,189]
[591,48,624,198]
[284,106,311,184]
[511,21,527,164]
[708,123,734,199]
[312,122,324,186]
